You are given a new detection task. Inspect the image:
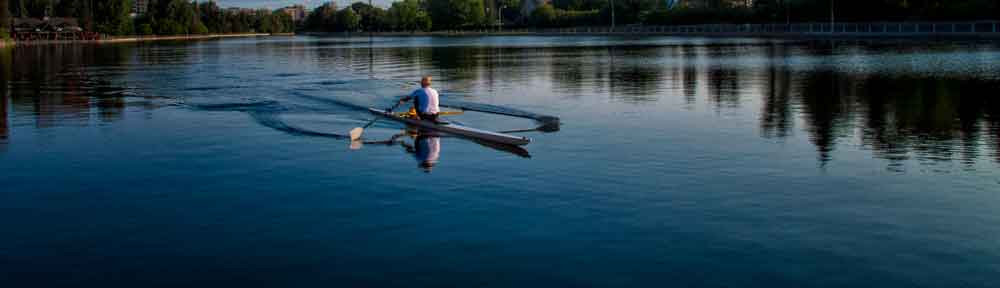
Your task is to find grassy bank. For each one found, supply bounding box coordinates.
[102,33,277,43]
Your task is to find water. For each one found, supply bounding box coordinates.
[2,36,999,287]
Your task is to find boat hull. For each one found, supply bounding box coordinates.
[368,108,532,146]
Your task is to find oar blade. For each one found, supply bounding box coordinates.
[349,140,363,150]
[349,127,364,141]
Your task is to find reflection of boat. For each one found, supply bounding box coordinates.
[471,138,531,158]
[368,108,532,146]
[406,128,531,158]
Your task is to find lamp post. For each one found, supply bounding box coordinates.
[785,0,790,25]
[830,0,835,33]
[498,5,505,32]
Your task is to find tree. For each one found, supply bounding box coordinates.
[24,0,54,18]
[530,3,557,26]
[612,0,656,24]
[190,20,209,34]
[452,0,487,28]
[258,12,274,33]
[306,2,339,31]
[94,0,134,35]
[337,7,360,31]
[138,23,154,35]
[11,0,26,17]
[428,0,487,29]
[199,1,225,33]
[274,12,294,33]
[0,0,9,39]
[156,20,186,34]
[257,11,292,33]
[553,0,604,11]
[351,2,390,31]
[389,0,432,31]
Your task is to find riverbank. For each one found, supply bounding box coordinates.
[12,33,285,46]
[306,21,1000,39]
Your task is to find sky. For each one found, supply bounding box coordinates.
[215,0,395,9]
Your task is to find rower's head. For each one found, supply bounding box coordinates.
[420,76,432,88]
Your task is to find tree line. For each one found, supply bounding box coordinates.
[644,0,1000,26]
[2,0,294,36]
[3,0,999,38]
[302,0,1000,31]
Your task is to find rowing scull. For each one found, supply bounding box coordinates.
[367,108,532,146]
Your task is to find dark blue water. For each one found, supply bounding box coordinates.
[2,36,999,287]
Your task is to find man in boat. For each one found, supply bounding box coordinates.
[397,76,441,123]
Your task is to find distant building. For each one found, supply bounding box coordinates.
[278,5,307,23]
[13,17,83,33]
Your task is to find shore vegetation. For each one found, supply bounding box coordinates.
[299,0,1000,32]
[6,0,295,36]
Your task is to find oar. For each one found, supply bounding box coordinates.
[350,100,404,141]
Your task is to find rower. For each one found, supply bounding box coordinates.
[397,76,441,123]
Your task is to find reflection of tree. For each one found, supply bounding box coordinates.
[5,44,139,130]
[607,47,662,103]
[987,96,1000,163]
[429,46,485,81]
[476,47,505,93]
[549,49,587,95]
[700,45,744,111]
[760,44,793,139]
[706,68,740,111]
[0,47,10,149]
[609,65,661,102]
[777,67,1000,167]
[313,39,1000,169]
[856,76,1000,167]
[795,71,855,165]
[681,45,698,107]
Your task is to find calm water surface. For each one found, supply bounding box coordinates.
[2,36,999,287]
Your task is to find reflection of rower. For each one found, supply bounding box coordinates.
[360,127,529,172]
[397,129,441,172]
[413,134,440,172]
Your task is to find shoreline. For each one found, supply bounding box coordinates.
[305,30,1000,40]
[11,33,287,46]
[303,22,1000,39]
[8,21,1000,46]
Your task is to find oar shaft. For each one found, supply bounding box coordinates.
[353,99,406,141]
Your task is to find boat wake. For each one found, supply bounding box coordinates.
[181,80,559,150]
[249,112,349,139]
[441,100,561,133]
[186,99,353,139]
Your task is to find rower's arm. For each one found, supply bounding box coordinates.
[398,93,415,103]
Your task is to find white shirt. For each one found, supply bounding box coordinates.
[411,87,440,114]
